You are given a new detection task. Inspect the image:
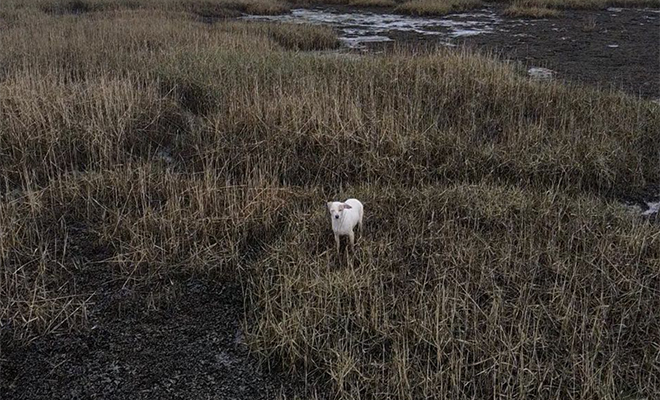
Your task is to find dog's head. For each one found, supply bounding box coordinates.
[327,201,352,220]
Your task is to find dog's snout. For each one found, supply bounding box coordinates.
[334,215,339,219]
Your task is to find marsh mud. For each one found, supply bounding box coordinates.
[247,6,660,98]
[0,279,300,400]
[460,7,660,98]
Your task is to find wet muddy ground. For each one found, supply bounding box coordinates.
[1,280,301,399]
[248,6,660,99]
[459,7,660,99]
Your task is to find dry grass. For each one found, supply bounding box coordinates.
[349,0,398,7]
[608,0,660,6]
[516,0,605,9]
[582,14,597,30]
[396,0,483,16]
[5,0,656,20]
[248,184,660,398]
[1,1,659,399]
[510,0,660,10]
[503,5,560,17]
[5,0,292,18]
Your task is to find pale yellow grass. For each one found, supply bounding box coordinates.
[504,5,560,17]
[349,0,398,7]
[514,0,659,9]
[396,0,483,16]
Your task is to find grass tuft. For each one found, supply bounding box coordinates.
[348,0,398,7]
[503,5,560,17]
[396,0,484,16]
[510,0,660,10]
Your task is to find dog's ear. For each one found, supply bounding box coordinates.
[343,203,352,209]
[326,201,333,211]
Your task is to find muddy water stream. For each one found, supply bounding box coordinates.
[243,7,502,48]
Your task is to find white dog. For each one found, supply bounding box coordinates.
[327,199,363,254]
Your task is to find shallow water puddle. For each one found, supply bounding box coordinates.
[527,67,555,80]
[243,8,502,49]
[642,200,660,216]
[243,7,659,50]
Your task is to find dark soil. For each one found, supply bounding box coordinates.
[0,279,299,400]
[376,7,660,98]
[466,8,660,99]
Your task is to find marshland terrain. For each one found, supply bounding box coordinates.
[1,0,659,399]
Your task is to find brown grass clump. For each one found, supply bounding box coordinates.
[1,2,659,399]
[348,0,398,7]
[503,5,560,17]
[512,0,660,10]
[396,0,483,16]
[608,0,660,7]
[221,21,341,50]
[10,0,292,18]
